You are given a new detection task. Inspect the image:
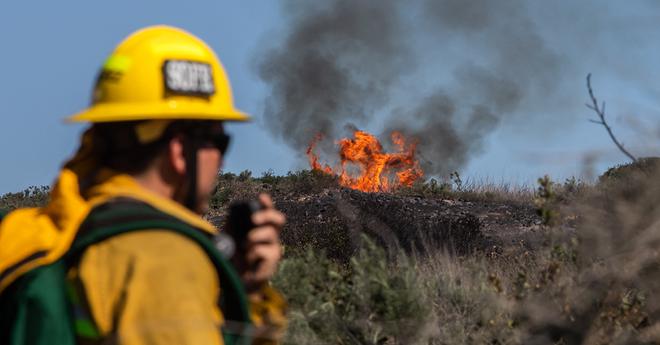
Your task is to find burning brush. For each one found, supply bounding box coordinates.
[307,129,424,192]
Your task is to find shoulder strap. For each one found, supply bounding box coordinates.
[70,199,252,345]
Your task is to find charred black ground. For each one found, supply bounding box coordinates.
[206,171,544,261]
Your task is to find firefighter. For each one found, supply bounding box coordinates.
[52,25,285,344]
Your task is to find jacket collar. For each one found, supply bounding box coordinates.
[85,169,218,235]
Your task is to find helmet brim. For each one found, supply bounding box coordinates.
[67,103,251,123]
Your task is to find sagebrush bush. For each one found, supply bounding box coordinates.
[274,240,433,345]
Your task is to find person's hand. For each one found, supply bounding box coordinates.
[240,194,285,293]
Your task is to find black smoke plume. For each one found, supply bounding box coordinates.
[256,0,566,177]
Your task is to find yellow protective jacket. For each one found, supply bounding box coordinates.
[0,129,286,345]
[72,172,228,344]
[76,174,287,345]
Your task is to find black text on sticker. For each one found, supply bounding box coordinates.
[164,60,215,96]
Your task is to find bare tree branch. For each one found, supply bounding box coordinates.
[586,73,637,163]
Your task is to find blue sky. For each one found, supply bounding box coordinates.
[1,1,659,194]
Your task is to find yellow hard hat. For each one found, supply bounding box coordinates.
[68,25,250,123]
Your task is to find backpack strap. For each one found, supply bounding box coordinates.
[69,199,252,345]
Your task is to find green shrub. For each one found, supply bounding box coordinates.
[257,169,283,186]
[534,175,558,226]
[274,240,433,345]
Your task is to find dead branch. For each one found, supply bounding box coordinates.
[585,73,637,163]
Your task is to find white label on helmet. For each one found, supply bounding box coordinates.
[164,60,215,96]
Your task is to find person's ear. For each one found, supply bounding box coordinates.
[168,135,186,176]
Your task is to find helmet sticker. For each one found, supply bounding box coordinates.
[95,55,131,84]
[163,60,215,97]
[103,55,132,72]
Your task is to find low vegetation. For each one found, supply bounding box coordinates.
[2,161,659,344]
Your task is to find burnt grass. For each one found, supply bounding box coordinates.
[206,170,543,261]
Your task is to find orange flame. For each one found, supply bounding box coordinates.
[306,133,333,174]
[307,130,424,192]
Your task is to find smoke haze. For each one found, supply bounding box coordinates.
[256,0,570,176]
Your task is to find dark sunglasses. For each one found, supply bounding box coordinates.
[199,131,231,155]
